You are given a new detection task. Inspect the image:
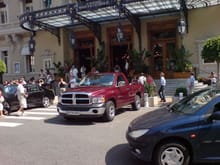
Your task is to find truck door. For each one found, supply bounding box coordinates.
[116,75,130,106]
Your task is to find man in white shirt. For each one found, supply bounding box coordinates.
[158,72,166,102]
[188,72,195,94]
[16,78,28,116]
[69,65,78,80]
[138,73,146,85]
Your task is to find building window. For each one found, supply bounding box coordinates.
[0,2,7,24]
[25,55,35,73]
[43,58,52,71]
[1,51,8,73]
[14,62,20,73]
[43,0,52,8]
[24,0,33,13]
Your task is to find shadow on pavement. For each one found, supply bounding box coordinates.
[44,115,98,126]
[44,107,131,126]
[105,143,152,165]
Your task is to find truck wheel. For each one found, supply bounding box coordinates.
[103,101,115,122]
[154,141,190,165]
[132,95,141,110]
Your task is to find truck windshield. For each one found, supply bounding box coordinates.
[79,74,114,86]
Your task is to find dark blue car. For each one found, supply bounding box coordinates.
[126,87,220,165]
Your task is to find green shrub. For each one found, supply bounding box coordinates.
[175,87,188,96]
[144,83,156,97]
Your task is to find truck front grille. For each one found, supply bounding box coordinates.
[61,93,90,105]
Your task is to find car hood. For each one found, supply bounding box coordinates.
[66,86,112,95]
[130,107,184,130]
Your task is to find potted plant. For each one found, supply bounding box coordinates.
[174,87,188,101]
[144,83,156,97]
[144,80,157,107]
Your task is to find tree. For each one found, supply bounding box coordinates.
[202,36,220,83]
[0,60,6,83]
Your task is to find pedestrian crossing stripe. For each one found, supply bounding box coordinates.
[4,116,46,120]
[24,112,58,115]
[0,122,23,127]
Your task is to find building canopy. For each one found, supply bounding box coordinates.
[19,0,220,43]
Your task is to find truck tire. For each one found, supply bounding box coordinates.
[103,101,115,122]
[132,95,141,110]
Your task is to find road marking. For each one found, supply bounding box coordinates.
[4,116,46,120]
[31,108,57,112]
[23,111,58,115]
[0,122,23,127]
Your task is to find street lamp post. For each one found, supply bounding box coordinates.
[69,31,76,48]
[29,36,36,54]
[178,11,186,47]
[116,23,123,42]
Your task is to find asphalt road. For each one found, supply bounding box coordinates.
[0,105,155,165]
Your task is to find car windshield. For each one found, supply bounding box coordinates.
[79,74,114,87]
[169,88,219,114]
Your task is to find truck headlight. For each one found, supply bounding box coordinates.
[128,129,149,138]
[92,97,105,104]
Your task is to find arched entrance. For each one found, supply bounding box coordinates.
[148,20,178,78]
[107,25,133,72]
[73,31,95,75]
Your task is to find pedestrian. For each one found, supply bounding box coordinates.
[138,73,146,85]
[188,72,195,94]
[69,65,79,81]
[64,62,70,82]
[208,71,217,85]
[158,72,166,102]
[58,77,67,94]
[16,78,28,116]
[90,66,99,74]
[121,52,130,76]
[114,64,121,72]
[80,65,86,78]
[45,69,54,89]
[39,69,46,81]
[0,89,5,117]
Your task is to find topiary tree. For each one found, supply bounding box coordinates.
[0,60,6,83]
[202,36,220,83]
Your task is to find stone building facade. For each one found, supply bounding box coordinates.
[0,0,220,82]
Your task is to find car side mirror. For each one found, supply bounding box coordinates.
[211,111,220,120]
[118,81,125,87]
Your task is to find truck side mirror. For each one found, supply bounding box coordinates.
[118,81,125,87]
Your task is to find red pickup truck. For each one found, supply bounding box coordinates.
[57,72,145,121]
